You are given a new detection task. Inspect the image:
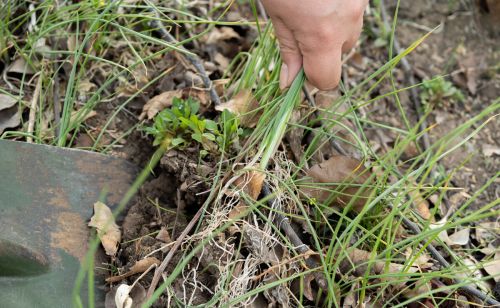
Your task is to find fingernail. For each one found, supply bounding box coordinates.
[279,63,288,90]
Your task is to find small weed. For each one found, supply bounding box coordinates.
[144,97,242,156]
[420,77,465,109]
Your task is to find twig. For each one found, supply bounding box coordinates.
[149,10,221,106]
[302,85,349,157]
[379,0,430,151]
[53,69,61,139]
[398,214,500,306]
[27,75,42,143]
[261,184,329,291]
[146,202,206,299]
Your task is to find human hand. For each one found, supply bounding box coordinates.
[261,0,368,90]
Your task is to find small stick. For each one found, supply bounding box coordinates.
[27,76,42,143]
[302,85,349,157]
[261,184,329,291]
[146,202,206,299]
[149,10,221,106]
[379,0,430,151]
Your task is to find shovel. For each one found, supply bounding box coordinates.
[0,140,137,307]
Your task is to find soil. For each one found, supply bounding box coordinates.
[91,1,499,306]
[3,0,496,306]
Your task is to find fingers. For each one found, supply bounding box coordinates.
[272,18,303,89]
[302,44,343,91]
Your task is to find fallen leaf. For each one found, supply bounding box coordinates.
[155,227,172,243]
[448,228,470,246]
[88,201,121,256]
[409,188,431,220]
[0,93,21,134]
[139,89,182,120]
[484,252,500,282]
[475,221,499,246]
[115,284,133,308]
[482,144,500,157]
[0,107,20,134]
[228,203,249,220]
[0,93,17,110]
[204,26,240,45]
[429,217,453,246]
[70,110,97,125]
[106,257,161,283]
[301,156,372,212]
[303,274,315,301]
[105,283,146,308]
[215,89,260,128]
[7,57,35,75]
[214,52,230,72]
[234,170,265,200]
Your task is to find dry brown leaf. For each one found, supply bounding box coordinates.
[0,93,20,134]
[0,94,17,110]
[234,170,266,200]
[303,274,316,301]
[155,227,172,243]
[301,156,372,212]
[484,252,500,282]
[70,110,97,124]
[139,89,182,120]
[448,228,470,246]
[409,188,431,220]
[7,57,35,75]
[204,27,240,45]
[228,203,249,220]
[482,144,500,157]
[130,257,160,273]
[105,283,146,308]
[88,201,121,256]
[106,257,161,283]
[215,89,260,128]
[475,221,499,246]
[214,52,230,72]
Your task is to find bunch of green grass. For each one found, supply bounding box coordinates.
[143,7,500,308]
[8,0,496,306]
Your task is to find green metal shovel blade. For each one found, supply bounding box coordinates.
[0,140,137,307]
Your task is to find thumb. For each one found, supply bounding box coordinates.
[302,43,343,90]
[272,18,303,89]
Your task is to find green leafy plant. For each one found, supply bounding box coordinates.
[145,97,242,155]
[420,77,465,108]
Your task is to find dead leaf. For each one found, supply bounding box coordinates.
[214,52,230,72]
[0,93,21,134]
[215,89,260,128]
[204,27,239,45]
[228,203,249,220]
[448,228,470,246]
[0,93,17,110]
[139,89,182,120]
[484,252,500,282]
[303,274,315,301]
[409,188,431,220]
[482,144,500,157]
[429,217,452,245]
[106,257,161,283]
[70,110,97,124]
[7,57,35,75]
[115,284,133,308]
[88,201,121,256]
[234,170,265,200]
[155,227,172,243]
[105,283,146,308]
[475,221,499,246]
[301,156,372,212]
